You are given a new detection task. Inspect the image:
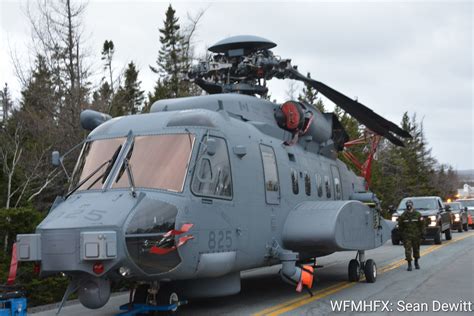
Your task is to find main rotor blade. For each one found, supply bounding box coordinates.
[288,69,411,146]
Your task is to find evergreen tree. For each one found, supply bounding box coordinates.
[298,72,325,112]
[150,4,185,98]
[101,40,115,96]
[0,83,12,123]
[110,62,144,116]
[91,81,113,113]
[145,79,169,112]
[21,55,57,123]
[371,112,439,209]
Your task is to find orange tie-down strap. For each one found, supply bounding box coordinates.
[296,264,314,293]
[7,243,18,285]
[149,224,194,255]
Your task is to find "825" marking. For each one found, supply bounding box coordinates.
[208,230,232,249]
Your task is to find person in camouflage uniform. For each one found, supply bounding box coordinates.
[398,200,425,271]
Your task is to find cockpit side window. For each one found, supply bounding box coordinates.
[316,173,323,197]
[291,169,299,195]
[324,175,331,199]
[260,145,280,205]
[304,172,311,196]
[191,136,232,199]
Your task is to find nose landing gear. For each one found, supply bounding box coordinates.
[348,250,377,283]
[119,282,186,315]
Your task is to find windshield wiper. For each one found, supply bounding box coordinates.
[66,145,122,198]
[115,141,136,198]
[65,159,111,198]
[124,158,137,198]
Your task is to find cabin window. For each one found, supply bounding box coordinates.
[304,172,311,196]
[324,175,331,199]
[260,145,280,204]
[191,136,232,199]
[316,173,323,197]
[291,169,299,195]
[334,177,342,200]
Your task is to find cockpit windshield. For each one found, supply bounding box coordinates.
[112,134,195,192]
[74,137,125,191]
[73,134,195,193]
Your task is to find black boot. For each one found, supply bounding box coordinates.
[415,259,420,269]
[407,261,412,271]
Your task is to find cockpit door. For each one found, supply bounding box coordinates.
[260,145,280,205]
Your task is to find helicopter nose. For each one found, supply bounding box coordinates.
[20,192,190,279]
[124,198,187,275]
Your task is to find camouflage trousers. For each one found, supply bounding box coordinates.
[403,237,421,261]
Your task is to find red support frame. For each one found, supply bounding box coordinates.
[342,131,381,189]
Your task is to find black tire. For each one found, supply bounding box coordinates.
[157,283,180,314]
[434,229,442,245]
[133,284,150,304]
[463,223,468,231]
[392,237,400,245]
[348,259,360,282]
[364,259,377,283]
[445,228,452,240]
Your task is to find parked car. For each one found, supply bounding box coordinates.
[391,196,452,245]
[457,199,474,229]
[445,202,468,232]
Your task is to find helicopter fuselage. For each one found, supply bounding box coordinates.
[17,93,390,306]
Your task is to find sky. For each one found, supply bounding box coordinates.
[0,0,473,170]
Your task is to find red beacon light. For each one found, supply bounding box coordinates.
[93,262,104,275]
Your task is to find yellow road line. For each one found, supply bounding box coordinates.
[253,232,474,316]
[252,282,347,316]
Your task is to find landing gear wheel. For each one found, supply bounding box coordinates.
[445,228,452,240]
[392,236,400,245]
[434,230,442,245]
[157,283,180,314]
[463,223,468,231]
[348,259,360,282]
[364,259,377,283]
[133,284,150,304]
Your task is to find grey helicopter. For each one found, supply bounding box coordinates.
[13,35,410,312]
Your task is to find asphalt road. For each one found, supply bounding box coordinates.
[31,230,474,316]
